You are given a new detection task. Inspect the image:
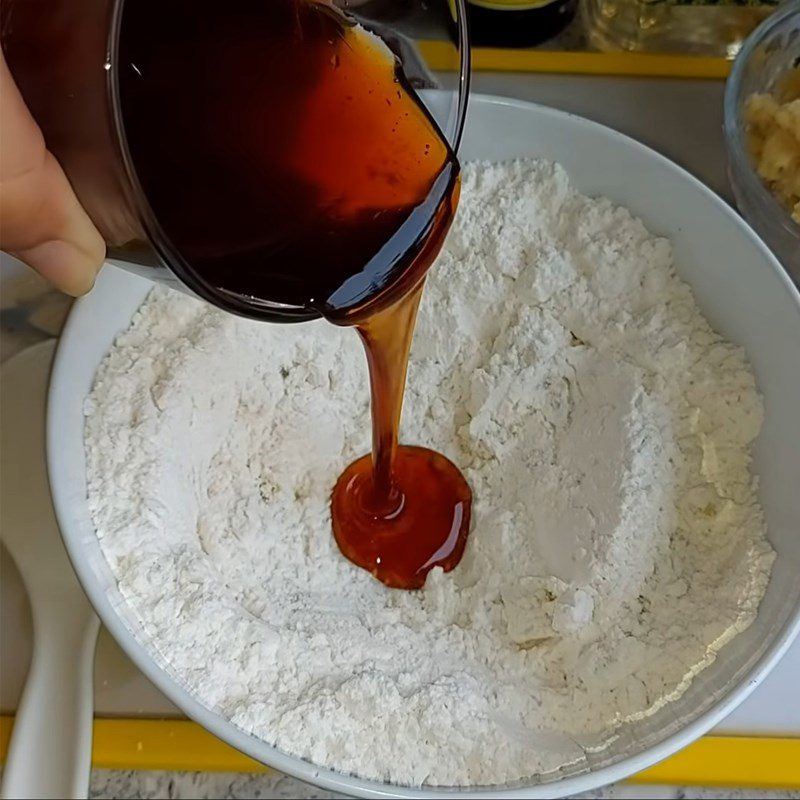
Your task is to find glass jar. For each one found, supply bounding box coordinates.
[583,0,779,58]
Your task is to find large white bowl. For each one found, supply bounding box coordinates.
[48,95,800,798]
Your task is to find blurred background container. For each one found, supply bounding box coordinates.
[583,0,779,57]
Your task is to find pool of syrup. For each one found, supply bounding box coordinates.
[332,281,472,589]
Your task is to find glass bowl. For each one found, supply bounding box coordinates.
[724,1,800,283]
[1,0,471,323]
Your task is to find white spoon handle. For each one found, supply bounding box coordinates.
[1,599,100,800]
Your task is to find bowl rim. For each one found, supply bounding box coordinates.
[724,0,800,240]
[48,94,800,799]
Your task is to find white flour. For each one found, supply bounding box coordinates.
[85,160,774,787]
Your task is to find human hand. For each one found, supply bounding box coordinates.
[1,49,105,296]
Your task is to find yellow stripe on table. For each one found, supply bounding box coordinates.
[417,42,731,79]
[1,715,797,787]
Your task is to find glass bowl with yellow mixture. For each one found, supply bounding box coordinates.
[725,1,800,282]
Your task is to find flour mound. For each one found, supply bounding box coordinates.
[85,160,774,787]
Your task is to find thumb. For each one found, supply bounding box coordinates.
[1,51,105,296]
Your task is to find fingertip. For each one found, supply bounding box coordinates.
[13,238,103,297]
